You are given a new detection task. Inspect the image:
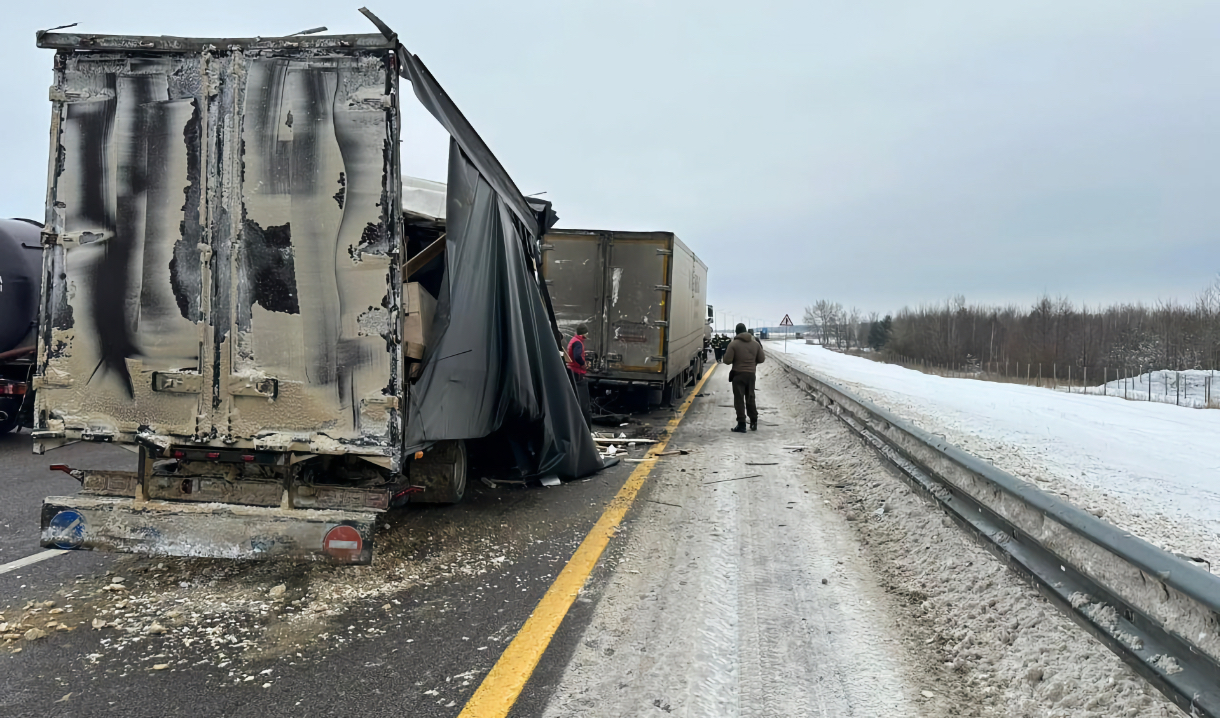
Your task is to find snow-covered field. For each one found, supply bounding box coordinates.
[774,342,1220,567]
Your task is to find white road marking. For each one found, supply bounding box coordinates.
[0,549,70,576]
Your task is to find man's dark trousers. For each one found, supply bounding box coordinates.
[731,372,757,426]
[573,373,592,428]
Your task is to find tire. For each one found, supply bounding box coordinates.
[661,378,677,406]
[410,439,467,504]
[0,416,17,435]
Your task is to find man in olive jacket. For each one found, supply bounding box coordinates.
[721,323,765,432]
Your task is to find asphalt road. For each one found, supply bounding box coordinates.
[0,430,125,603]
[0,397,687,718]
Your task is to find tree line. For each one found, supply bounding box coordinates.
[805,277,1220,379]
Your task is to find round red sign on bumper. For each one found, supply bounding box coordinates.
[323,525,363,563]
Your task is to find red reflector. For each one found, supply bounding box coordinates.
[206,452,220,459]
[242,455,255,462]
[172,450,185,458]
[0,382,25,395]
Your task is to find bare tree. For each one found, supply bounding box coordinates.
[880,276,1220,379]
[846,307,862,350]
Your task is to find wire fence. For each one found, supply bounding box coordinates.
[856,351,1220,409]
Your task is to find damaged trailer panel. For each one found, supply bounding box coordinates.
[32,15,603,564]
[35,32,404,465]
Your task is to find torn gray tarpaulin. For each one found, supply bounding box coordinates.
[402,143,603,480]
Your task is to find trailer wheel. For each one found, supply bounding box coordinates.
[411,439,467,504]
[661,378,677,406]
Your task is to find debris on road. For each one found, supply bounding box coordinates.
[702,474,762,485]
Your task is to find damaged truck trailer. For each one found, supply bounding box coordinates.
[32,13,601,564]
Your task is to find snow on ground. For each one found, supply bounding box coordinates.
[787,400,1179,717]
[775,342,1220,568]
[546,365,1180,717]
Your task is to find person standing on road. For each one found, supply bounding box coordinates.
[721,322,764,433]
[567,324,593,429]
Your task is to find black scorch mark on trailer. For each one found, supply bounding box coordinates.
[170,98,203,321]
[72,75,117,234]
[237,220,300,325]
[88,73,168,397]
[348,221,389,262]
[333,172,346,209]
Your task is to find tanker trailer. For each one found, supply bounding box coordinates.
[0,218,42,434]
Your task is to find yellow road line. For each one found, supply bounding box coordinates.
[458,363,718,718]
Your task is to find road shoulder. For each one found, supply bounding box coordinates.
[538,363,930,717]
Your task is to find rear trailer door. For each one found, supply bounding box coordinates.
[37,38,403,464]
[605,232,671,378]
[541,231,605,362]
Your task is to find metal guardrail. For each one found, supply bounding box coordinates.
[775,354,1220,716]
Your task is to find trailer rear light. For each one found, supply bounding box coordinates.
[0,381,27,395]
[414,451,424,460]
[242,455,255,462]
[206,452,220,459]
[172,450,185,458]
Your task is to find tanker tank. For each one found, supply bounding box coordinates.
[0,218,43,433]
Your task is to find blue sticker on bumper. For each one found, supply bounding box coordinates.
[48,509,86,549]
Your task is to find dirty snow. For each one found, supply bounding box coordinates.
[546,364,1180,717]
[778,343,1220,568]
[774,369,1181,717]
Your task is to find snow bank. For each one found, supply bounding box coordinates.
[775,342,1220,564]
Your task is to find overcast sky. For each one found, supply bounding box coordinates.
[2,1,1217,325]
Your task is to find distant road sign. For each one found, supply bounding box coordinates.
[779,314,793,327]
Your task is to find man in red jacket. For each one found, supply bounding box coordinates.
[567,325,592,428]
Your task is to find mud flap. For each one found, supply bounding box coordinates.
[40,496,376,564]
